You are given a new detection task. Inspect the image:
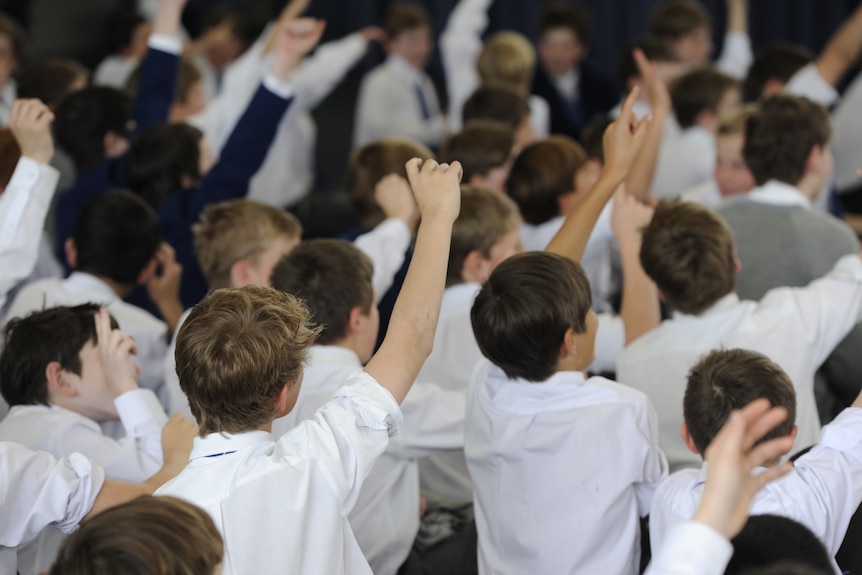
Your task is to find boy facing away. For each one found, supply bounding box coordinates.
[155,157,462,575]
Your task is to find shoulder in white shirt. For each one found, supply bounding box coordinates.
[681,179,722,209]
[653,123,716,199]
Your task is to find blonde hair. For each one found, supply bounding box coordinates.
[718,103,758,137]
[193,199,303,289]
[176,286,322,434]
[477,32,536,88]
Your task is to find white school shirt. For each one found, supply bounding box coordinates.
[715,30,754,80]
[4,272,170,409]
[649,407,862,562]
[191,29,369,208]
[832,71,862,192]
[0,81,15,127]
[270,346,465,575]
[354,54,446,148]
[786,62,840,107]
[92,54,140,89]
[680,179,722,209]
[643,522,732,575]
[156,372,402,575]
[440,0,550,138]
[0,390,166,575]
[465,362,668,575]
[652,123,716,199]
[0,442,104,574]
[616,254,862,472]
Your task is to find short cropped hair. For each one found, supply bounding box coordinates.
[742,95,831,187]
[742,44,813,103]
[175,286,322,434]
[448,185,522,287]
[725,515,833,575]
[538,3,594,47]
[477,32,535,87]
[103,6,147,54]
[684,349,796,455]
[50,496,223,575]
[54,87,131,170]
[73,190,162,285]
[0,128,20,190]
[0,14,28,62]
[270,240,374,345]
[384,3,431,38]
[506,135,586,225]
[0,304,116,407]
[127,123,203,209]
[718,103,758,137]
[671,68,738,129]
[126,58,202,106]
[347,138,434,230]
[194,199,303,290]
[471,252,591,382]
[618,36,680,89]
[650,0,711,41]
[440,120,515,182]
[462,83,530,131]
[17,59,88,108]
[640,200,736,315]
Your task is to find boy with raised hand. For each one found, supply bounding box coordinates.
[155,157,462,575]
[649,348,862,570]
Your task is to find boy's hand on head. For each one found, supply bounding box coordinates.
[146,243,183,307]
[160,413,198,471]
[611,187,653,246]
[692,398,795,540]
[270,18,327,80]
[405,158,462,225]
[95,307,140,397]
[633,48,670,112]
[9,99,55,165]
[375,173,418,229]
[602,88,650,184]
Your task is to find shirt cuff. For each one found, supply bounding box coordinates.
[650,522,733,575]
[262,73,296,100]
[58,452,106,533]
[148,34,183,55]
[336,371,403,437]
[115,389,169,435]
[818,407,862,460]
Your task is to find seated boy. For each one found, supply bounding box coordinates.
[462,82,536,147]
[268,239,466,575]
[439,120,516,194]
[616,199,862,472]
[717,95,862,418]
[5,191,178,408]
[154,157,463,574]
[652,67,740,199]
[354,4,445,147]
[649,348,862,569]
[650,0,752,79]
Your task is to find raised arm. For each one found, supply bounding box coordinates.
[625,50,669,203]
[364,159,462,404]
[545,88,649,260]
[715,0,752,79]
[815,3,862,88]
[264,0,311,54]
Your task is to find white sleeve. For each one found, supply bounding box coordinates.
[590,313,626,373]
[715,30,753,80]
[786,62,840,107]
[354,218,412,302]
[439,0,492,133]
[292,33,368,109]
[644,522,732,575]
[0,442,105,546]
[0,158,59,311]
[395,381,466,458]
[635,398,670,515]
[529,95,551,139]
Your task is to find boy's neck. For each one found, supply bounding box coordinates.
[91,273,135,298]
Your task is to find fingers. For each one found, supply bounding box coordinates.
[746,435,794,473]
[618,87,640,127]
[749,460,793,493]
[633,48,653,79]
[94,307,111,348]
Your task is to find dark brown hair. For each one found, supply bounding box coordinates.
[440,120,515,182]
[650,0,711,41]
[671,68,738,129]
[384,3,432,39]
[538,3,594,47]
[462,83,530,131]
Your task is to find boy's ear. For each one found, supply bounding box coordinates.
[65,238,78,269]
[680,422,700,455]
[45,361,78,399]
[462,250,490,284]
[229,259,252,288]
[762,77,786,98]
[559,327,578,361]
[557,190,577,216]
[347,306,364,336]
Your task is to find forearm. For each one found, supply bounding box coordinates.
[155,299,184,335]
[85,479,153,520]
[292,32,368,108]
[726,0,747,33]
[618,239,660,344]
[546,172,622,261]
[152,0,184,40]
[817,5,862,87]
[625,107,667,202]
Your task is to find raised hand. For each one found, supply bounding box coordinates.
[9,99,55,164]
[633,48,671,112]
[270,18,327,81]
[94,307,139,398]
[375,173,417,228]
[160,413,198,471]
[611,187,654,245]
[404,158,462,225]
[602,88,650,184]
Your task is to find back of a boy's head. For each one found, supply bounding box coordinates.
[640,200,736,315]
[671,68,738,129]
[0,304,113,408]
[440,120,515,182]
[348,138,434,229]
[0,128,20,190]
[684,349,796,455]
[462,83,530,131]
[72,190,161,285]
[477,32,535,87]
[127,122,203,209]
[126,58,202,107]
[742,44,813,103]
[618,36,680,88]
[506,135,586,225]
[194,199,303,290]
[538,3,593,46]
[385,3,431,38]
[650,0,711,41]
[176,286,322,434]
[50,496,223,575]
[269,240,374,345]
[742,95,830,187]
[17,59,88,109]
[54,87,131,170]
[448,185,522,287]
[471,252,591,382]
[725,515,833,575]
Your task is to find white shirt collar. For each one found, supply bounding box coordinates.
[483,365,590,414]
[387,54,424,85]
[65,272,119,304]
[307,345,363,368]
[746,180,812,209]
[552,68,579,102]
[190,429,273,461]
[671,293,740,321]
